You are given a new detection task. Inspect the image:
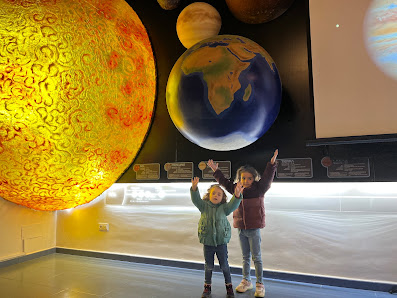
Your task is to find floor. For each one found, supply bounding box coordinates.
[0,254,392,298]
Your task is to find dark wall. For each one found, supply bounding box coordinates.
[117,0,397,183]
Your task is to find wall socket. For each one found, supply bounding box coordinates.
[98,223,109,232]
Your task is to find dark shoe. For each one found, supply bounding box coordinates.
[226,283,234,297]
[202,284,211,298]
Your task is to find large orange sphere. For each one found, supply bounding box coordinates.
[0,0,156,210]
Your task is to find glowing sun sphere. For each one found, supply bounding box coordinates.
[0,0,156,210]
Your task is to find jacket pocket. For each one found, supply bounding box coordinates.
[221,219,231,242]
[224,224,230,234]
[198,223,207,242]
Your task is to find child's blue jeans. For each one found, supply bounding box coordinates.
[238,228,263,284]
[203,244,232,284]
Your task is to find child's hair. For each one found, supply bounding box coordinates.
[234,165,261,183]
[202,184,227,204]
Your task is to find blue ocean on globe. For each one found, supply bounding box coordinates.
[166,35,282,151]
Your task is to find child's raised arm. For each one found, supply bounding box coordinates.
[210,159,234,195]
[234,181,244,198]
[270,149,278,164]
[190,177,205,211]
[207,159,218,172]
[257,149,278,195]
[224,181,244,215]
[191,177,199,191]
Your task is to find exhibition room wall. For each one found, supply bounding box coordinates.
[0,198,56,262]
[2,0,397,287]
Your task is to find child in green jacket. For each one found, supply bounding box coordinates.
[191,177,244,298]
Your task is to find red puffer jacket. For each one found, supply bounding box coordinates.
[213,162,277,229]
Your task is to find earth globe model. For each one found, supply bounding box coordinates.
[166,35,281,151]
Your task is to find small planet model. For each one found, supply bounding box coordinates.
[176,2,222,49]
[321,157,333,168]
[364,0,397,80]
[0,0,156,210]
[225,0,295,24]
[157,0,181,10]
[166,35,282,151]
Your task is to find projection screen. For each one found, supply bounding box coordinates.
[309,0,397,139]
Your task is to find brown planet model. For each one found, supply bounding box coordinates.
[176,2,222,49]
[157,0,181,10]
[225,0,295,24]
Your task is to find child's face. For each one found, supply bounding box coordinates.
[240,171,254,188]
[209,186,224,205]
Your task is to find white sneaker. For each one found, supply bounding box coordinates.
[235,279,253,293]
[254,283,265,297]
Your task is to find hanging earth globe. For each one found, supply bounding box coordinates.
[166,35,281,151]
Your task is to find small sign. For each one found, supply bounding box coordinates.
[164,162,194,179]
[199,161,231,179]
[326,158,370,178]
[276,158,313,178]
[133,163,160,180]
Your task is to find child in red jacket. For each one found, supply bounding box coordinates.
[207,150,278,298]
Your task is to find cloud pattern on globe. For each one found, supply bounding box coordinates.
[166,35,281,151]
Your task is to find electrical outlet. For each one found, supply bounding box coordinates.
[98,223,109,232]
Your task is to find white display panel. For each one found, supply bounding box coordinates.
[309,0,397,139]
[56,181,397,284]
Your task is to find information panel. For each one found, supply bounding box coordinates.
[276,158,313,178]
[326,158,370,178]
[199,161,231,180]
[164,162,194,179]
[133,163,160,180]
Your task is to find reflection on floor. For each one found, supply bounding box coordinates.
[0,254,391,298]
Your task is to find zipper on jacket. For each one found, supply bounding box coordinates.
[242,198,247,229]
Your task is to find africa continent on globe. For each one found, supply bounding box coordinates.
[166,35,281,151]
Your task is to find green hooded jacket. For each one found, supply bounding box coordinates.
[190,187,243,247]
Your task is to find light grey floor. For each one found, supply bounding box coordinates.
[0,254,392,298]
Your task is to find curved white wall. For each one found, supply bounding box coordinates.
[56,182,397,284]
